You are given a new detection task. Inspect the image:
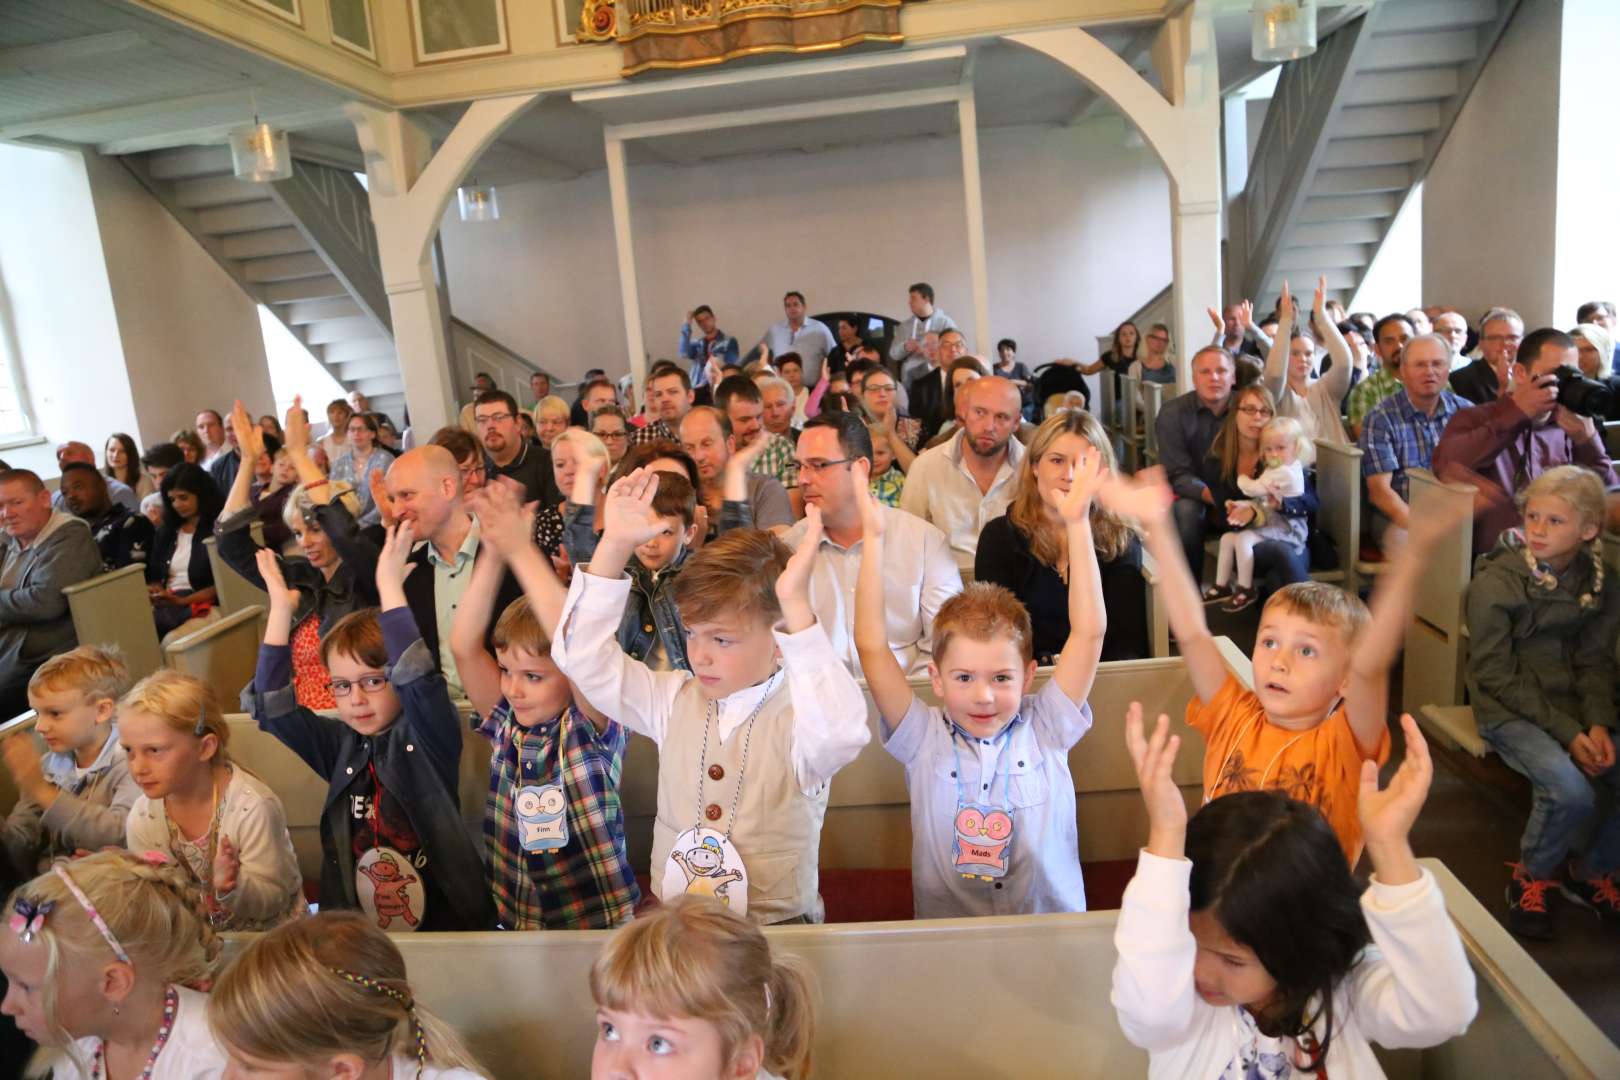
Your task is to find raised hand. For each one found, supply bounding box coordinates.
[730,426,774,472]
[283,396,309,452]
[1237,299,1254,331]
[1312,275,1327,315]
[857,483,886,541]
[375,521,417,596]
[1096,466,1175,526]
[229,400,263,461]
[689,504,710,549]
[1125,702,1186,858]
[1404,482,1474,551]
[571,454,605,508]
[1357,715,1432,877]
[254,548,299,611]
[1277,280,1294,324]
[1057,448,1104,524]
[600,468,667,548]
[774,503,823,616]
[1206,306,1223,332]
[369,471,396,527]
[467,482,534,558]
[1,734,46,800]
[212,833,240,898]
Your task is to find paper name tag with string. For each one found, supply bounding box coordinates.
[952,805,1014,882]
[662,827,748,916]
[356,846,426,932]
[516,784,568,852]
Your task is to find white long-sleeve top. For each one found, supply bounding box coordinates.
[1238,460,1306,503]
[552,570,870,795]
[1263,310,1355,445]
[1111,851,1477,1079]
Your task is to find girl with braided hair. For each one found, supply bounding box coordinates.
[207,911,487,1079]
[0,848,226,1078]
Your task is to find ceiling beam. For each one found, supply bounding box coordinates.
[0,87,254,140]
[607,85,966,143]
[0,30,151,74]
[412,110,583,181]
[1064,23,1160,127]
[95,107,351,156]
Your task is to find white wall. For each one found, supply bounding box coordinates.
[1554,0,1620,325]
[261,306,347,420]
[1422,0,1562,327]
[82,151,274,445]
[1350,182,1422,317]
[439,119,1173,382]
[0,143,139,477]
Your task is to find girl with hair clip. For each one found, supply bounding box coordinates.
[1113,704,1477,1079]
[119,671,306,932]
[590,895,817,1080]
[0,849,226,1078]
[1465,465,1620,939]
[207,911,488,1080]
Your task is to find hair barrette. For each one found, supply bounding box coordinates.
[8,897,54,944]
[194,704,208,738]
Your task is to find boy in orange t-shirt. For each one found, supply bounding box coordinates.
[1099,467,1467,866]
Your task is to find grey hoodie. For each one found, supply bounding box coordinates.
[2,725,140,875]
[0,510,102,677]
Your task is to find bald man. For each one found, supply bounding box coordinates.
[899,376,1027,570]
[317,445,523,696]
[53,442,138,514]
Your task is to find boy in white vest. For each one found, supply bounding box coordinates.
[553,467,870,923]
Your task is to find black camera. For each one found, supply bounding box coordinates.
[1551,365,1614,420]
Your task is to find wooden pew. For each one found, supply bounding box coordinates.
[1312,438,1362,595]
[1120,373,1143,472]
[205,536,270,616]
[1401,469,1478,725]
[1140,379,1164,465]
[0,710,35,818]
[216,859,1620,1080]
[164,606,266,713]
[1602,420,1620,460]
[62,564,164,681]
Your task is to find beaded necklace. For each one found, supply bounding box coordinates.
[91,986,179,1080]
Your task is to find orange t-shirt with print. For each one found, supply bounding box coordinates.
[1187,673,1390,866]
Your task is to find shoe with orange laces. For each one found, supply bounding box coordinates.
[1561,863,1620,924]
[1505,862,1555,940]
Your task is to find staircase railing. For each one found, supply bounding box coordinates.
[1240,14,1369,302]
[268,160,392,337]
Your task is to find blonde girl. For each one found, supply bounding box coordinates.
[1466,466,1620,939]
[118,671,306,932]
[590,896,817,1080]
[0,849,226,1078]
[1209,414,1315,612]
[207,911,487,1080]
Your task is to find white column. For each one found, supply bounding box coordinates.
[603,133,648,401]
[1170,195,1223,393]
[957,87,991,356]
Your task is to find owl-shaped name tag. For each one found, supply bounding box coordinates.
[516,785,568,852]
[952,804,1014,882]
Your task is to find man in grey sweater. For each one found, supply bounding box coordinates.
[0,470,102,717]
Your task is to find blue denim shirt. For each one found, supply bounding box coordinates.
[679,323,739,387]
[561,502,691,671]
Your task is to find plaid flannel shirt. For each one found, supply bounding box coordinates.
[750,432,800,489]
[630,419,678,448]
[477,701,639,930]
[1358,388,1468,502]
[1346,364,1400,429]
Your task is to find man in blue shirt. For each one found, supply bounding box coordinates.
[757,291,835,385]
[678,305,739,394]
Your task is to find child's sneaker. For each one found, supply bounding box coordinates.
[1561,864,1620,923]
[1505,862,1556,940]
[1222,587,1258,613]
[1201,584,1232,605]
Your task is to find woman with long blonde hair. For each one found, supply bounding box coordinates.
[975,409,1148,661]
[209,911,488,1079]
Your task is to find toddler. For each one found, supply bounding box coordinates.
[1208,416,1315,613]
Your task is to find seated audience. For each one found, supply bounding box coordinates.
[680,304,741,393]
[1464,466,1620,939]
[992,337,1036,419]
[631,363,695,448]
[679,406,794,536]
[246,433,297,553]
[140,441,184,494]
[258,413,285,443]
[331,412,395,527]
[908,327,972,444]
[756,374,801,445]
[590,896,817,1080]
[1433,328,1619,554]
[57,462,153,572]
[1129,323,1177,387]
[714,374,800,506]
[195,408,229,468]
[1,646,138,875]
[172,428,206,466]
[826,316,867,377]
[975,410,1148,662]
[773,352,811,423]
[868,422,906,506]
[1081,321,1140,403]
[1345,314,1416,438]
[575,376,619,424]
[1449,308,1523,406]
[542,428,610,560]
[1,849,230,1076]
[589,404,632,467]
[534,395,571,449]
[1434,309,1471,369]
[1115,709,1477,1076]
[53,443,136,514]
[1206,415,1316,613]
[784,411,959,676]
[458,373,495,433]
[1576,299,1620,370]
[206,412,247,492]
[923,356,990,448]
[102,432,150,499]
[1153,346,1237,582]
[897,329,941,390]
[428,425,488,495]
[519,411,540,445]
[318,397,353,462]
[146,463,223,639]
[1263,277,1357,444]
[1208,300,1269,358]
[475,390,561,508]
[758,290,836,385]
[122,669,308,930]
[889,282,957,372]
[1359,334,1469,555]
[860,367,920,474]
[1571,322,1620,418]
[0,468,102,718]
[210,911,493,1078]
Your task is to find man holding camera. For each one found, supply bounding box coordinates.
[1434,327,1620,554]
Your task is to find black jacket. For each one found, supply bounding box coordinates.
[215,505,376,640]
[907,367,948,444]
[147,520,215,592]
[87,504,154,573]
[1449,358,1500,406]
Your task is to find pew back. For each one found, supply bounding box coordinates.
[204,536,270,616]
[1313,438,1362,593]
[1401,469,1477,719]
[1141,379,1164,464]
[1121,373,1143,472]
[62,565,164,682]
[215,859,1620,1080]
[165,606,265,713]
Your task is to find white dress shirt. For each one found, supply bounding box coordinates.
[898,429,1025,571]
[782,505,962,676]
[552,570,870,794]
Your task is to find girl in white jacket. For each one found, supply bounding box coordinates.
[1114,704,1478,1078]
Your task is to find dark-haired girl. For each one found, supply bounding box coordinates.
[147,463,224,639]
[1114,704,1476,1078]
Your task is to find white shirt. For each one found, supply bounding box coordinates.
[782,505,962,676]
[885,680,1091,918]
[1112,855,1478,1080]
[399,1059,489,1080]
[898,429,1025,571]
[552,570,870,795]
[167,528,194,592]
[68,986,226,1079]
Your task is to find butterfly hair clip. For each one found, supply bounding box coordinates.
[9,896,55,944]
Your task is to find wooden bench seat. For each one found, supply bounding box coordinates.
[1419,704,1489,759]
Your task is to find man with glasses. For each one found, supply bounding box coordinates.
[589,405,631,468]
[786,411,960,675]
[1451,309,1524,406]
[1359,334,1471,556]
[1346,314,1416,439]
[473,390,561,508]
[900,377,1025,572]
[1154,346,1237,583]
[1433,310,1471,371]
[908,327,970,444]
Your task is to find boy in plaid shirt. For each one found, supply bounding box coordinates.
[451,484,639,930]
